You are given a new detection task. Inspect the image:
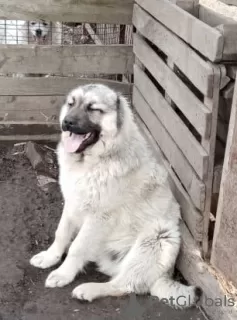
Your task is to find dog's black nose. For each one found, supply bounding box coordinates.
[62,117,77,131]
[36,29,42,37]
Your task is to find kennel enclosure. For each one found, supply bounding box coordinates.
[0,0,237,319]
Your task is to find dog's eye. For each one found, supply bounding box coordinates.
[31,22,36,25]
[68,97,75,107]
[87,103,103,113]
[42,22,48,26]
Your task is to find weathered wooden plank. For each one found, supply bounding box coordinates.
[135,113,203,241]
[133,34,212,138]
[84,23,103,45]
[226,66,237,80]
[135,0,224,62]
[219,0,237,6]
[201,66,221,258]
[0,121,60,136]
[133,4,214,97]
[169,0,199,14]
[133,87,206,212]
[0,77,133,96]
[211,79,237,288]
[0,90,132,122]
[134,64,207,203]
[0,45,134,75]
[0,133,60,142]
[0,96,63,121]
[216,24,237,61]
[198,4,235,27]
[0,0,133,24]
[177,222,237,320]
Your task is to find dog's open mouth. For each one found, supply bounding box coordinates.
[63,131,99,153]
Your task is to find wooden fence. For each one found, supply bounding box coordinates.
[132,1,237,319]
[0,0,237,319]
[0,0,134,140]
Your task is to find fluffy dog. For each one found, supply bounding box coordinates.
[0,19,61,45]
[24,20,62,45]
[30,84,201,308]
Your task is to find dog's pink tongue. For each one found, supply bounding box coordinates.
[63,133,85,153]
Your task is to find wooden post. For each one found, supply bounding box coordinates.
[211,75,237,287]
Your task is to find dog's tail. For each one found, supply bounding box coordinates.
[150,277,202,308]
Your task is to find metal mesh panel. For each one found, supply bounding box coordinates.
[0,20,133,46]
[0,19,133,92]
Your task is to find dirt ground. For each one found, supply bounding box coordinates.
[0,144,206,320]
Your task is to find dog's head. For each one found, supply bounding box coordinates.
[60,84,127,155]
[28,20,51,43]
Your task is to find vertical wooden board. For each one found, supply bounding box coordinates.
[211,78,237,287]
[133,4,214,97]
[201,66,221,258]
[134,64,207,202]
[178,222,237,320]
[136,114,203,241]
[133,33,212,138]
[135,0,224,62]
[216,24,237,61]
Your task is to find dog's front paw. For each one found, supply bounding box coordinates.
[72,283,97,302]
[45,269,73,288]
[30,250,61,269]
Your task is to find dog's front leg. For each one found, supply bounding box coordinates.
[45,215,105,288]
[30,202,78,269]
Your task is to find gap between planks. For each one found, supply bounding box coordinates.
[134,63,206,209]
[133,33,212,140]
[133,3,215,97]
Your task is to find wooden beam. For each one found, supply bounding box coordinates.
[0,77,133,96]
[198,4,235,27]
[178,222,237,320]
[0,45,134,75]
[211,76,237,287]
[0,96,63,121]
[216,24,237,61]
[0,121,60,136]
[0,0,133,24]
[0,133,60,142]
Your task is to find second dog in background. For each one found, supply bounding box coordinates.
[24,20,62,45]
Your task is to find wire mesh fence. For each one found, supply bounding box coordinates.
[0,20,133,46]
[0,20,133,86]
